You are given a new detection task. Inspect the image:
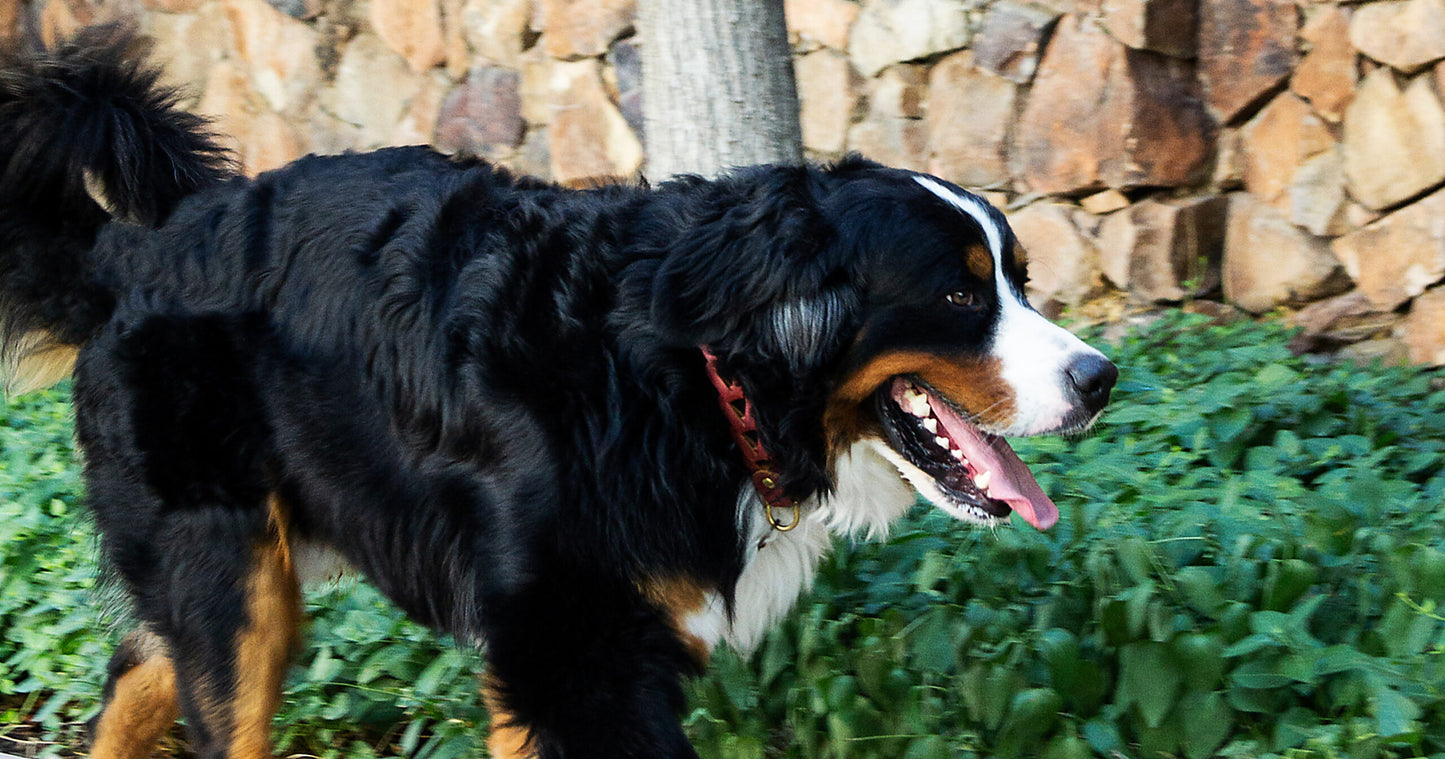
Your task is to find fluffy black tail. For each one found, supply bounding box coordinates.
[0,24,234,394]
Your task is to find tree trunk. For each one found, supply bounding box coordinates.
[638,0,803,179]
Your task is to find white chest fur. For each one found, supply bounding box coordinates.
[686,439,918,653]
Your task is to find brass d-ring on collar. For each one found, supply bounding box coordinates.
[702,348,803,534]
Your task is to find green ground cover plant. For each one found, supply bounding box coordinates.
[2,312,1443,758]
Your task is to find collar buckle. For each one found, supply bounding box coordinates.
[701,347,801,533]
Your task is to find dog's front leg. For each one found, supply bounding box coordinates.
[479,564,703,758]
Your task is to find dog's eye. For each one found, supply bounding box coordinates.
[945,290,979,309]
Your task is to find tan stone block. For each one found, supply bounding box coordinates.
[226,0,323,113]
[1100,0,1196,58]
[1080,189,1129,215]
[245,110,306,174]
[194,61,305,175]
[1291,7,1355,122]
[1290,149,1351,237]
[541,0,635,60]
[1198,0,1298,123]
[1009,202,1102,307]
[1240,92,1333,209]
[1350,0,1445,74]
[370,0,445,72]
[1342,69,1445,211]
[40,0,96,47]
[1212,126,1245,190]
[1337,336,1411,367]
[441,0,469,78]
[1013,16,1212,194]
[548,59,642,183]
[508,126,551,179]
[1290,290,1398,348]
[1096,196,1226,301]
[394,70,452,147]
[972,1,1059,83]
[519,44,554,125]
[1404,285,1445,364]
[847,113,928,172]
[195,61,255,159]
[323,32,424,147]
[1331,188,1445,309]
[1223,193,1346,313]
[849,0,970,77]
[141,0,203,16]
[927,51,1015,188]
[461,0,535,66]
[795,49,863,156]
[0,0,19,39]
[870,64,926,119]
[785,0,858,50]
[145,5,232,97]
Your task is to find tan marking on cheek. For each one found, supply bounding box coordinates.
[89,654,180,759]
[822,351,1018,453]
[966,244,994,281]
[483,677,539,758]
[228,496,302,759]
[638,576,715,665]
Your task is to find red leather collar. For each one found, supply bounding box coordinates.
[700,347,801,531]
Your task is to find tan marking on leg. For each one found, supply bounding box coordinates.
[227,496,302,759]
[482,678,538,759]
[3,330,78,395]
[823,350,1017,455]
[90,651,180,759]
[639,575,714,665]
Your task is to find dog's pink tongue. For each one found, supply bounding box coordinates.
[935,407,1059,531]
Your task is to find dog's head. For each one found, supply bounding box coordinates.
[645,157,1117,530]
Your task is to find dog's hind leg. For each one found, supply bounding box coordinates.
[90,497,302,759]
[77,316,300,758]
[172,497,302,759]
[220,497,303,758]
[88,627,180,759]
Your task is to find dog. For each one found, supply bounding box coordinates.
[0,26,1116,759]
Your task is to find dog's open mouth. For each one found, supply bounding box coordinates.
[874,377,1058,530]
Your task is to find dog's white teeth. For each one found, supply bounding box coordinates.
[922,417,938,433]
[934,435,950,449]
[951,448,966,461]
[907,394,930,417]
[974,469,992,491]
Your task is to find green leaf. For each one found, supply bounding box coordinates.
[1119,642,1180,729]
[1374,686,1422,738]
[1179,691,1233,759]
[1082,718,1124,754]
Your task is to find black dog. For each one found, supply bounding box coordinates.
[0,27,1116,759]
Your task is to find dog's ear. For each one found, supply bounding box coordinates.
[649,166,852,365]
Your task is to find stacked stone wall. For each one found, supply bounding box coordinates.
[6,0,1445,364]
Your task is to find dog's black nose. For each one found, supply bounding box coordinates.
[1065,354,1118,413]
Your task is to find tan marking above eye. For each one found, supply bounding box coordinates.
[965,244,994,281]
[822,350,1019,456]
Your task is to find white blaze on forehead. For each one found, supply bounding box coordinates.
[913,176,1003,258]
[912,174,1110,436]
